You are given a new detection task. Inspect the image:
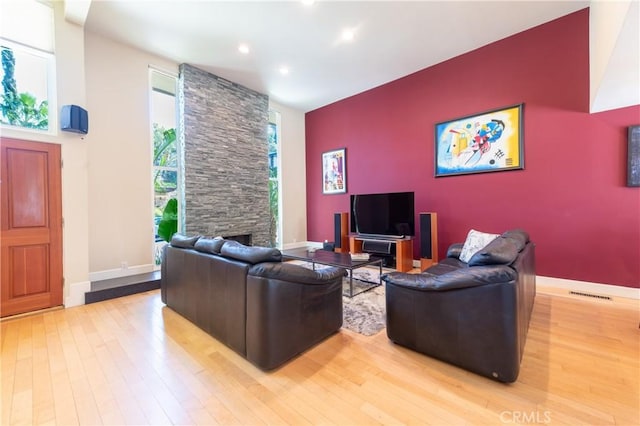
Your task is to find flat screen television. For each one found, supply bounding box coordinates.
[350,191,415,239]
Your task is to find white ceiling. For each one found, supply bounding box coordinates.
[79,0,636,113]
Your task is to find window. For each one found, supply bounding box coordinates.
[268,110,282,247]
[0,1,55,133]
[150,68,179,265]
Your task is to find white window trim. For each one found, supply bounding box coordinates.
[0,38,57,136]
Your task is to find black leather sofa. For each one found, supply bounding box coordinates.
[382,229,535,383]
[161,234,345,370]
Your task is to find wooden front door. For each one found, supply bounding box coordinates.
[1,138,63,317]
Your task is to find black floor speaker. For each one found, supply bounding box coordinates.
[419,212,438,270]
[333,212,349,253]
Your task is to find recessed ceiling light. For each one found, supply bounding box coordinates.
[341,28,355,42]
[279,66,290,76]
[238,44,250,54]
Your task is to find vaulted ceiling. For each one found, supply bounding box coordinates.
[66,0,639,113]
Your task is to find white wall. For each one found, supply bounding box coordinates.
[84,32,178,277]
[269,100,308,247]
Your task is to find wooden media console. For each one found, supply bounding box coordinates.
[349,235,414,272]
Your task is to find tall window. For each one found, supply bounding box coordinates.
[0,1,55,133]
[150,68,178,265]
[268,110,281,247]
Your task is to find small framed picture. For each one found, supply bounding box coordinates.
[322,148,346,194]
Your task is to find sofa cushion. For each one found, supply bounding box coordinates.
[194,236,226,255]
[468,236,521,266]
[221,241,282,264]
[459,229,499,263]
[170,233,201,248]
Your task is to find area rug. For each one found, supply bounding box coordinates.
[289,261,387,336]
[342,274,386,336]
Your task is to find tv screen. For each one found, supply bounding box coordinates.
[350,191,415,238]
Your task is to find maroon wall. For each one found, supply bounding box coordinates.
[305,9,640,288]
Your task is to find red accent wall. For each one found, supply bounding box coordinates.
[305,9,640,288]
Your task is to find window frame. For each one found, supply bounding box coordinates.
[149,67,179,267]
[0,38,57,136]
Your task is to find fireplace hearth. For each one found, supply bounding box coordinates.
[224,234,252,246]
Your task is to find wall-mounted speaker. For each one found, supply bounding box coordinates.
[334,212,349,253]
[61,104,89,135]
[419,212,438,270]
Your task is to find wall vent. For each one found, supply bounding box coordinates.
[569,291,612,300]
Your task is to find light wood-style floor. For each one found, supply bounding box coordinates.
[2,284,638,425]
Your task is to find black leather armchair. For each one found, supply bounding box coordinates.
[382,229,536,382]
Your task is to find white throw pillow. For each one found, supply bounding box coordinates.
[459,229,500,263]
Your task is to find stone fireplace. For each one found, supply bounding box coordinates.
[178,64,271,246]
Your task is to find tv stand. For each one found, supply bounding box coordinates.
[349,235,414,272]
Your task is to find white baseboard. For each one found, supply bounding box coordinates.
[282,241,322,250]
[536,275,639,300]
[89,263,157,282]
[65,281,91,308]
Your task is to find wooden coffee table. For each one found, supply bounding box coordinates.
[282,248,383,297]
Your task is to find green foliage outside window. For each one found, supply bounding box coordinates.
[268,122,278,246]
[0,46,48,130]
[153,123,178,193]
[153,123,178,249]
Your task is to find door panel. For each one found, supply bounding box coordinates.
[9,245,49,296]
[1,138,62,317]
[7,148,48,227]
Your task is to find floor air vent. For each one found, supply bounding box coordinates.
[569,291,612,300]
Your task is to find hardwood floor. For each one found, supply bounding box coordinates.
[1,284,638,425]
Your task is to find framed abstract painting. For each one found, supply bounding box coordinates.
[435,104,524,177]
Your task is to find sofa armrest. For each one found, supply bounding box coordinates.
[446,243,464,259]
[383,265,517,291]
[248,262,346,284]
